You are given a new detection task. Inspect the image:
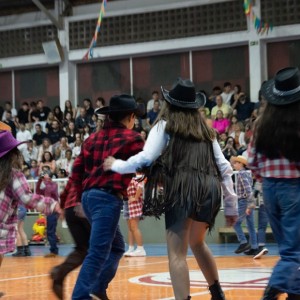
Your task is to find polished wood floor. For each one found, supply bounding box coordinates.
[0,255,287,300]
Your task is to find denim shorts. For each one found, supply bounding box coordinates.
[18,206,27,221]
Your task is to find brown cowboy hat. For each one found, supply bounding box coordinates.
[231,155,248,166]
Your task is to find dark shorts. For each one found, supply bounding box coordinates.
[17,206,27,221]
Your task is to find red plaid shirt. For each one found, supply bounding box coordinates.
[70,121,144,203]
[247,141,300,181]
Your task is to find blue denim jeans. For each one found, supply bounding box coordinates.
[233,198,258,249]
[257,204,269,246]
[72,189,125,300]
[263,177,300,294]
[47,213,58,254]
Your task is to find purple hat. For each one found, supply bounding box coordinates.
[0,131,27,159]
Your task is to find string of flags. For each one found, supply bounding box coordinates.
[243,0,273,35]
[83,0,107,60]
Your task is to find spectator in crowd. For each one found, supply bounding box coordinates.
[31,99,51,123]
[95,97,106,110]
[56,149,74,175]
[53,106,64,124]
[231,155,257,255]
[230,122,246,155]
[227,115,238,136]
[208,86,222,102]
[64,100,77,119]
[16,102,30,126]
[16,123,32,152]
[62,111,74,129]
[45,111,56,134]
[75,107,91,133]
[48,120,66,146]
[218,132,228,149]
[230,84,244,105]
[133,117,143,132]
[55,137,71,160]
[83,98,94,117]
[21,140,38,165]
[146,99,160,128]
[1,101,17,121]
[231,93,254,121]
[30,159,39,179]
[252,89,267,122]
[72,133,83,158]
[65,121,78,146]
[88,113,98,133]
[82,125,91,141]
[39,151,56,175]
[96,117,105,132]
[36,168,60,258]
[211,95,232,120]
[32,123,48,147]
[212,110,230,135]
[28,101,37,123]
[222,136,238,161]
[140,129,147,141]
[221,82,234,105]
[3,110,16,137]
[147,90,162,112]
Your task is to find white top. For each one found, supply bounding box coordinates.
[221,91,234,105]
[112,120,238,215]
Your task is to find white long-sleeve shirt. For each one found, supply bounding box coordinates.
[112,121,238,216]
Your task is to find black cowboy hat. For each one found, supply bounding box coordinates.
[95,94,145,117]
[261,67,300,106]
[161,78,206,109]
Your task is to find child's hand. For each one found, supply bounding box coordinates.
[245,208,252,215]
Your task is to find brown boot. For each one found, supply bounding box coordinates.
[209,281,225,300]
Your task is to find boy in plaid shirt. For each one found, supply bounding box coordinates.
[123,172,146,257]
[231,155,258,255]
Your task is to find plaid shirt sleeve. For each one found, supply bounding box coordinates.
[12,171,56,215]
[247,140,262,181]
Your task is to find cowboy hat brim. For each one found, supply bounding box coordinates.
[161,87,206,109]
[231,155,248,166]
[0,140,28,159]
[261,78,300,106]
[95,103,145,117]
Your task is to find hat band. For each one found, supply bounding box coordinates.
[273,85,300,96]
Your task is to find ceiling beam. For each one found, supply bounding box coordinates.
[32,0,62,29]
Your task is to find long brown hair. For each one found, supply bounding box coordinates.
[254,101,300,162]
[155,101,216,141]
[0,148,22,191]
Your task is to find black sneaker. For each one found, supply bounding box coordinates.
[235,243,251,254]
[244,248,259,256]
[254,246,269,259]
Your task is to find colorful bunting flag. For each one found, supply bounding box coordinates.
[244,0,273,35]
[83,0,107,60]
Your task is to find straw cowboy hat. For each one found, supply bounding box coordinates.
[261,67,300,106]
[0,121,12,132]
[0,131,27,158]
[231,155,248,166]
[95,94,145,117]
[161,78,206,109]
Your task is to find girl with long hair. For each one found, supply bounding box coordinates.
[0,131,61,296]
[248,67,300,300]
[104,78,238,300]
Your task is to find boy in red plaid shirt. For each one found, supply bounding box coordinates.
[123,171,146,257]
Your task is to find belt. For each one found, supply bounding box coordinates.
[99,188,123,200]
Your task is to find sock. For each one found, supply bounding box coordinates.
[137,246,144,251]
[128,246,134,251]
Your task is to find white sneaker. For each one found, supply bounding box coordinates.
[126,248,146,257]
[124,248,135,256]
[253,247,269,259]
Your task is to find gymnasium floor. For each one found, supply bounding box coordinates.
[1,243,284,300]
